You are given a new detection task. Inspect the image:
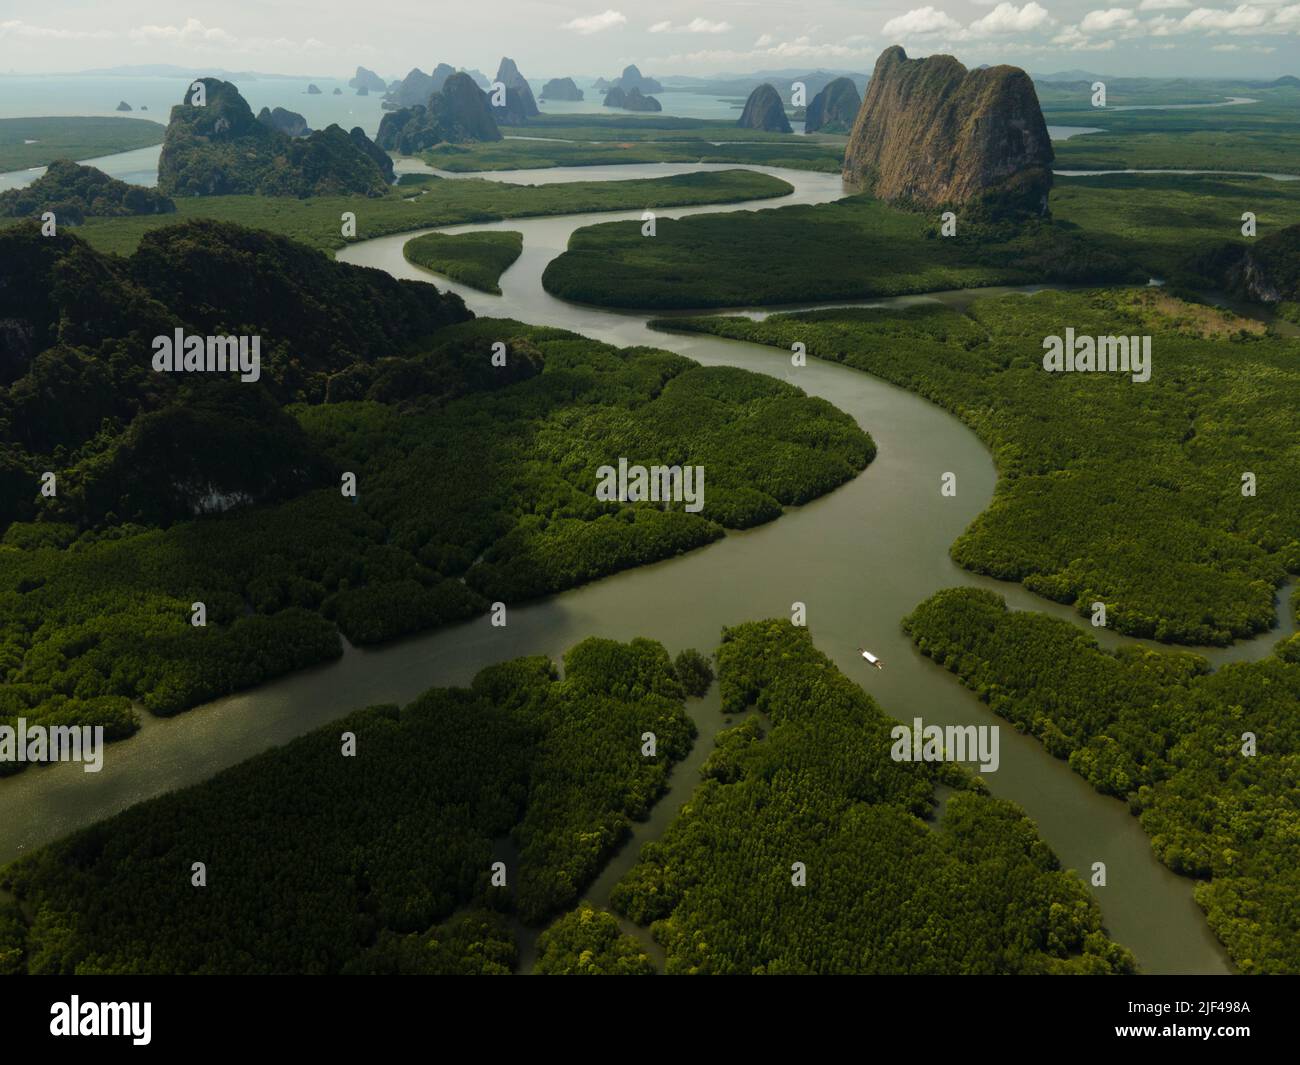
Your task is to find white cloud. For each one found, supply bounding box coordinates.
[1178,5,1270,30]
[1269,2,1300,25]
[968,2,1056,35]
[1137,0,1190,9]
[561,10,627,35]
[1079,8,1141,32]
[882,6,963,36]
[0,19,113,40]
[650,18,732,34]
[753,33,776,47]
[127,19,238,47]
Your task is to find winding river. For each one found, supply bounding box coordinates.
[5,161,1293,974]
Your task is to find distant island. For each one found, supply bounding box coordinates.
[603,86,662,113]
[541,78,583,102]
[804,77,861,134]
[349,66,388,93]
[738,84,791,133]
[376,71,503,153]
[115,101,132,112]
[494,57,540,123]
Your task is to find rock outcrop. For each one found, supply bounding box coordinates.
[603,86,662,112]
[615,65,663,94]
[158,78,391,197]
[306,83,322,95]
[389,67,437,109]
[349,66,388,92]
[843,46,1054,217]
[1196,224,1300,305]
[257,106,311,138]
[115,101,132,112]
[541,77,583,101]
[375,71,502,153]
[738,84,791,133]
[804,77,861,133]
[493,57,540,122]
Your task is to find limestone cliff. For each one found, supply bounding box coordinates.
[738,84,791,133]
[375,71,502,153]
[804,77,861,134]
[843,46,1054,217]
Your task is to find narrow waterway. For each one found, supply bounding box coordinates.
[5,160,1288,975]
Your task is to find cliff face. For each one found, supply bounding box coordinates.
[804,77,861,134]
[494,57,539,121]
[738,84,791,133]
[843,46,1054,217]
[349,66,387,92]
[257,106,311,138]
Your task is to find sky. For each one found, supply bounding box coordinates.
[0,1,1296,79]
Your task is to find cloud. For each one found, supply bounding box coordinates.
[1137,0,1190,8]
[650,18,733,34]
[561,10,627,35]
[1273,3,1300,26]
[882,6,963,36]
[0,19,113,40]
[1078,8,1141,32]
[968,2,1056,35]
[1178,4,1270,30]
[127,18,238,47]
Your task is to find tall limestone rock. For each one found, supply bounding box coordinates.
[493,57,540,122]
[375,71,502,154]
[738,84,792,133]
[843,46,1054,217]
[804,77,861,134]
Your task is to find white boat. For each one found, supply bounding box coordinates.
[857,647,883,670]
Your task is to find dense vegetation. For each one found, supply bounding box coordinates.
[654,289,1300,644]
[533,903,655,974]
[543,172,1300,310]
[157,78,391,198]
[0,160,174,223]
[0,637,696,972]
[544,194,1144,309]
[610,619,1136,974]
[0,116,164,171]
[17,169,794,257]
[904,587,1300,973]
[0,219,871,758]
[403,230,523,293]
[1052,172,1300,287]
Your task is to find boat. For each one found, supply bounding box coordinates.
[857,647,883,670]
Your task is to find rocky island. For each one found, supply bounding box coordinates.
[375,71,502,153]
[603,86,662,112]
[541,78,583,102]
[804,77,861,134]
[493,57,539,123]
[737,84,791,133]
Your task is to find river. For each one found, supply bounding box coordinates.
[7,160,1291,975]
